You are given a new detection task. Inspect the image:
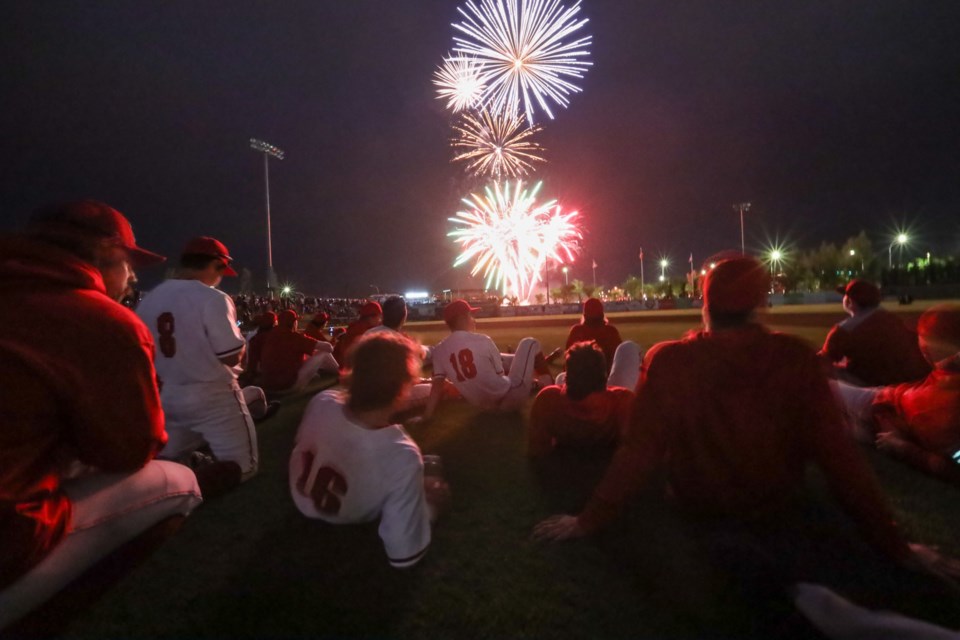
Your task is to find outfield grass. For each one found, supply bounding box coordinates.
[60,306,960,639]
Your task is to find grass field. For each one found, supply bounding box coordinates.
[57,304,960,639]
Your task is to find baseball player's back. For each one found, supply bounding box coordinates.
[137,279,245,386]
[431,330,511,409]
[290,391,430,568]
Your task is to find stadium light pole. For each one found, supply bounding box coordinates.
[250,138,285,296]
[733,202,751,255]
[888,233,908,268]
[562,265,569,285]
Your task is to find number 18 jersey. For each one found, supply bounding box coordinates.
[431,330,510,410]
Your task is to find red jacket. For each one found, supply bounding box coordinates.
[0,236,166,588]
[259,328,319,390]
[578,325,908,561]
[821,308,930,386]
[874,364,960,455]
[528,386,634,456]
[566,321,622,369]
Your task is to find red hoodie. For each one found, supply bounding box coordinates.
[528,386,634,456]
[0,236,167,588]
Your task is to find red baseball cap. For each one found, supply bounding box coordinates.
[310,311,330,325]
[257,311,277,329]
[703,256,769,314]
[278,309,299,329]
[359,301,382,318]
[583,297,604,320]
[836,279,881,308]
[182,236,238,276]
[443,299,480,325]
[28,200,166,267]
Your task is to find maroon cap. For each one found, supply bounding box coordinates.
[583,297,604,320]
[703,257,769,314]
[28,200,166,267]
[837,279,881,308]
[257,311,277,329]
[359,301,382,318]
[310,311,330,325]
[278,309,299,329]
[182,236,238,276]
[443,299,480,325]
[918,304,960,346]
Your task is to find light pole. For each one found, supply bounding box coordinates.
[888,233,908,268]
[639,248,645,293]
[562,266,569,285]
[250,138,285,296]
[659,258,668,282]
[768,249,782,278]
[733,202,751,255]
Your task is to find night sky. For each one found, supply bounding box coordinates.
[3,1,959,296]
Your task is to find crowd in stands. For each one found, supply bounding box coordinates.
[3,200,960,637]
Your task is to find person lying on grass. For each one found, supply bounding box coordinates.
[534,257,960,630]
[289,332,449,568]
[527,341,635,457]
[867,304,960,484]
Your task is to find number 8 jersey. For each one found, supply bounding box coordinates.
[431,330,511,410]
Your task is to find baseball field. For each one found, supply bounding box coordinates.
[55,304,960,639]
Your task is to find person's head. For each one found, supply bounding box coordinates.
[278,309,298,331]
[309,311,329,329]
[179,237,237,287]
[381,296,408,330]
[257,311,278,331]
[346,332,421,413]
[358,300,383,327]
[564,341,608,401]
[836,279,881,316]
[443,299,479,332]
[702,256,769,330]
[582,298,606,326]
[26,200,165,302]
[917,304,960,367]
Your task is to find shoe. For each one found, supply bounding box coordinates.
[255,401,281,423]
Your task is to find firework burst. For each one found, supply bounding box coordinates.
[452,0,592,123]
[451,109,545,178]
[433,55,486,113]
[449,180,582,303]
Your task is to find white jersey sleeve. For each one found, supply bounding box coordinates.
[204,293,245,358]
[378,447,431,568]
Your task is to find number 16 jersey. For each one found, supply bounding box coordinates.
[431,330,510,410]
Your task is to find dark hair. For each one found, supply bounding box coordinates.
[347,333,419,412]
[180,253,221,271]
[564,341,608,401]
[381,296,407,330]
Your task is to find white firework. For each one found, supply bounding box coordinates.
[451,109,545,178]
[433,55,486,113]
[452,0,592,123]
[449,180,582,303]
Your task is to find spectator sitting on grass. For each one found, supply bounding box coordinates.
[534,256,960,635]
[561,298,623,368]
[528,341,635,457]
[839,304,960,484]
[819,279,930,386]
[333,300,383,368]
[303,311,333,343]
[367,295,432,363]
[0,201,202,630]
[259,309,339,392]
[289,332,449,568]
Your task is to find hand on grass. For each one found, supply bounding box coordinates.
[532,514,586,542]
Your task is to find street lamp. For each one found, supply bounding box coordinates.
[562,265,569,285]
[888,233,909,268]
[769,249,782,277]
[733,202,751,255]
[659,258,669,280]
[250,138,285,296]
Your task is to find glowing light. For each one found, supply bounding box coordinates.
[448,180,582,304]
[451,0,592,123]
[434,55,485,112]
[404,291,431,300]
[451,109,545,178]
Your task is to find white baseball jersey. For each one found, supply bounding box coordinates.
[431,330,510,410]
[289,390,431,568]
[137,279,245,386]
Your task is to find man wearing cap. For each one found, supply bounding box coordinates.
[555,297,642,390]
[820,279,930,386]
[136,236,259,483]
[534,257,959,633]
[258,309,339,392]
[423,299,544,419]
[0,201,202,628]
[333,300,383,367]
[304,311,333,343]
